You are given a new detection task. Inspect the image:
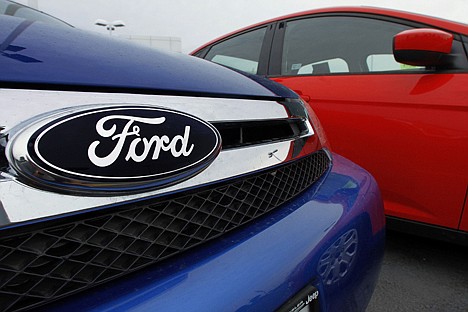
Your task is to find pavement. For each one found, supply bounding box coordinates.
[366,230,468,312]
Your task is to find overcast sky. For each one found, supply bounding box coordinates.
[17,0,468,53]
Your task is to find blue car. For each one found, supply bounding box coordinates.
[0,1,385,311]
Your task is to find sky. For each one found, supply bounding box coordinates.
[17,0,468,53]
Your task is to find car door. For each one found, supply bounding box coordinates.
[267,14,468,231]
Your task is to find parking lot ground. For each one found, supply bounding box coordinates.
[367,230,468,312]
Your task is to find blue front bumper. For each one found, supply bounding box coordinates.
[43,153,385,312]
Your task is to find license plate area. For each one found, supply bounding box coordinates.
[276,284,320,312]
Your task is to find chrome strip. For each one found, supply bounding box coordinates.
[0,141,293,225]
[0,89,288,132]
[0,89,317,227]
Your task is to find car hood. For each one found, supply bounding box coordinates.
[0,14,284,99]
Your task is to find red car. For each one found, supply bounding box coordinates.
[193,7,468,243]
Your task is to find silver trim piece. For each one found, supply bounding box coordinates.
[0,89,318,227]
[0,89,288,132]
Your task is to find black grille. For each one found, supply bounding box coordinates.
[213,118,309,149]
[0,151,330,311]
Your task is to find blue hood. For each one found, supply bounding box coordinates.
[0,14,291,99]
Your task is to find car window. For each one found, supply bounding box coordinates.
[281,16,422,76]
[204,27,267,74]
[210,55,260,74]
[366,54,424,72]
[296,58,349,74]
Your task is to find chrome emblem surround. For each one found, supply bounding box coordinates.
[6,104,221,195]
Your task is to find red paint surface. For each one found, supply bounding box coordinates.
[394,29,453,53]
[192,7,468,232]
[273,73,468,229]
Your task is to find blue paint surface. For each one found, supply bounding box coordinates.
[43,154,385,312]
[0,15,287,99]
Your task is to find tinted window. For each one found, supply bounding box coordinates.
[205,27,267,74]
[281,16,426,76]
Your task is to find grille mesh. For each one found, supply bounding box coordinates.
[0,151,330,311]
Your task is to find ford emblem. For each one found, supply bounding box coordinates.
[8,105,221,194]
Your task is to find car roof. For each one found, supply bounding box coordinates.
[192,6,468,54]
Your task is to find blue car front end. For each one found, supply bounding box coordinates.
[0,2,384,311]
[42,154,385,312]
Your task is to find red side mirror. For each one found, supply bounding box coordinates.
[393,28,453,67]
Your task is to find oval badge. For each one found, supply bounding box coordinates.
[8,105,221,194]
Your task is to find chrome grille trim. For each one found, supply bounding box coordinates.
[0,90,318,226]
[0,89,289,132]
